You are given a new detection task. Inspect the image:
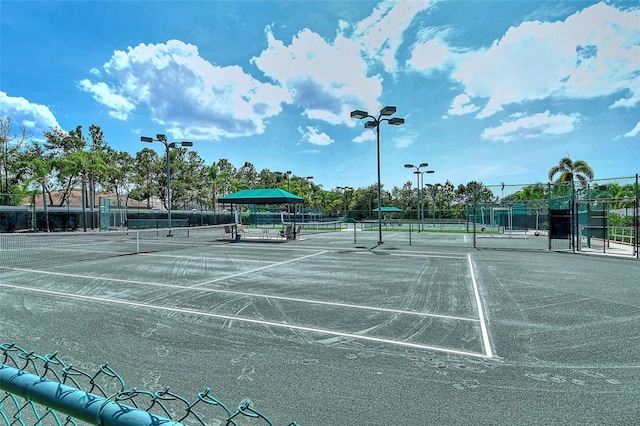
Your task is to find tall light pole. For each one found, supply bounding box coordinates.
[275,170,291,191]
[404,163,430,231]
[426,183,442,222]
[141,134,193,236]
[276,170,292,216]
[304,176,314,220]
[420,169,435,230]
[337,186,353,222]
[351,106,405,244]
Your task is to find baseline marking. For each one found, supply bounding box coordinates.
[0,283,489,358]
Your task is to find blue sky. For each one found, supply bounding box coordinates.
[1,0,638,192]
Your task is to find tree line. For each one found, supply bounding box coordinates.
[1,117,635,221]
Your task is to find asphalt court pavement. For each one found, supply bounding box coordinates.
[1,228,639,425]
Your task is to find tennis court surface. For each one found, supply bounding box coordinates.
[1,226,639,424]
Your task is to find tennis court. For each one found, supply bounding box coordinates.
[1,225,639,424]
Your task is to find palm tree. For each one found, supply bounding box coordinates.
[548,157,594,186]
[548,157,594,198]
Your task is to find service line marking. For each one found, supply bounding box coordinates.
[189,250,328,287]
[0,282,489,358]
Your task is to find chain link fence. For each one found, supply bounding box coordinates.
[467,176,638,257]
[1,343,299,426]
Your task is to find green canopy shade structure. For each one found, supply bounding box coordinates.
[372,206,403,212]
[218,188,304,205]
[218,188,304,240]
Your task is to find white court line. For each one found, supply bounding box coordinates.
[467,254,494,358]
[140,253,274,264]
[4,250,489,356]
[224,243,468,260]
[198,240,471,259]
[4,256,478,323]
[189,250,328,287]
[0,282,489,359]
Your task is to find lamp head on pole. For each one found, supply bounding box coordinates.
[350,110,369,119]
[380,106,397,116]
[388,117,405,126]
[140,136,153,143]
[419,162,429,168]
[364,120,377,129]
[404,164,414,169]
[168,141,193,148]
[156,134,167,142]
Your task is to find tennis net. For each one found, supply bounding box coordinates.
[0,224,234,269]
[287,220,344,234]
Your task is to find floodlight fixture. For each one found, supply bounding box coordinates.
[168,141,193,148]
[350,104,406,245]
[404,162,432,232]
[140,133,194,237]
[350,110,369,119]
[380,106,397,116]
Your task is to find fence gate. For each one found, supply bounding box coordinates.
[549,208,572,250]
[99,197,110,231]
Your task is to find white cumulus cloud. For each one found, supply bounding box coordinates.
[407,3,639,120]
[481,111,580,142]
[451,3,640,118]
[80,40,290,140]
[0,91,60,134]
[624,122,640,138]
[354,0,433,74]
[298,125,334,146]
[448,93,479,116]
[407,36,452,74]
[252,27,382,126]
[352,130,376,144]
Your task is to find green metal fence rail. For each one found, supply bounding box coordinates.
[1,343,299,426]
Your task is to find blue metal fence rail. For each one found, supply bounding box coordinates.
[1,343,298,426]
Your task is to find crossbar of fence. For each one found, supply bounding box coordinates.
[0,344,299,426]
[0,365,179,426]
